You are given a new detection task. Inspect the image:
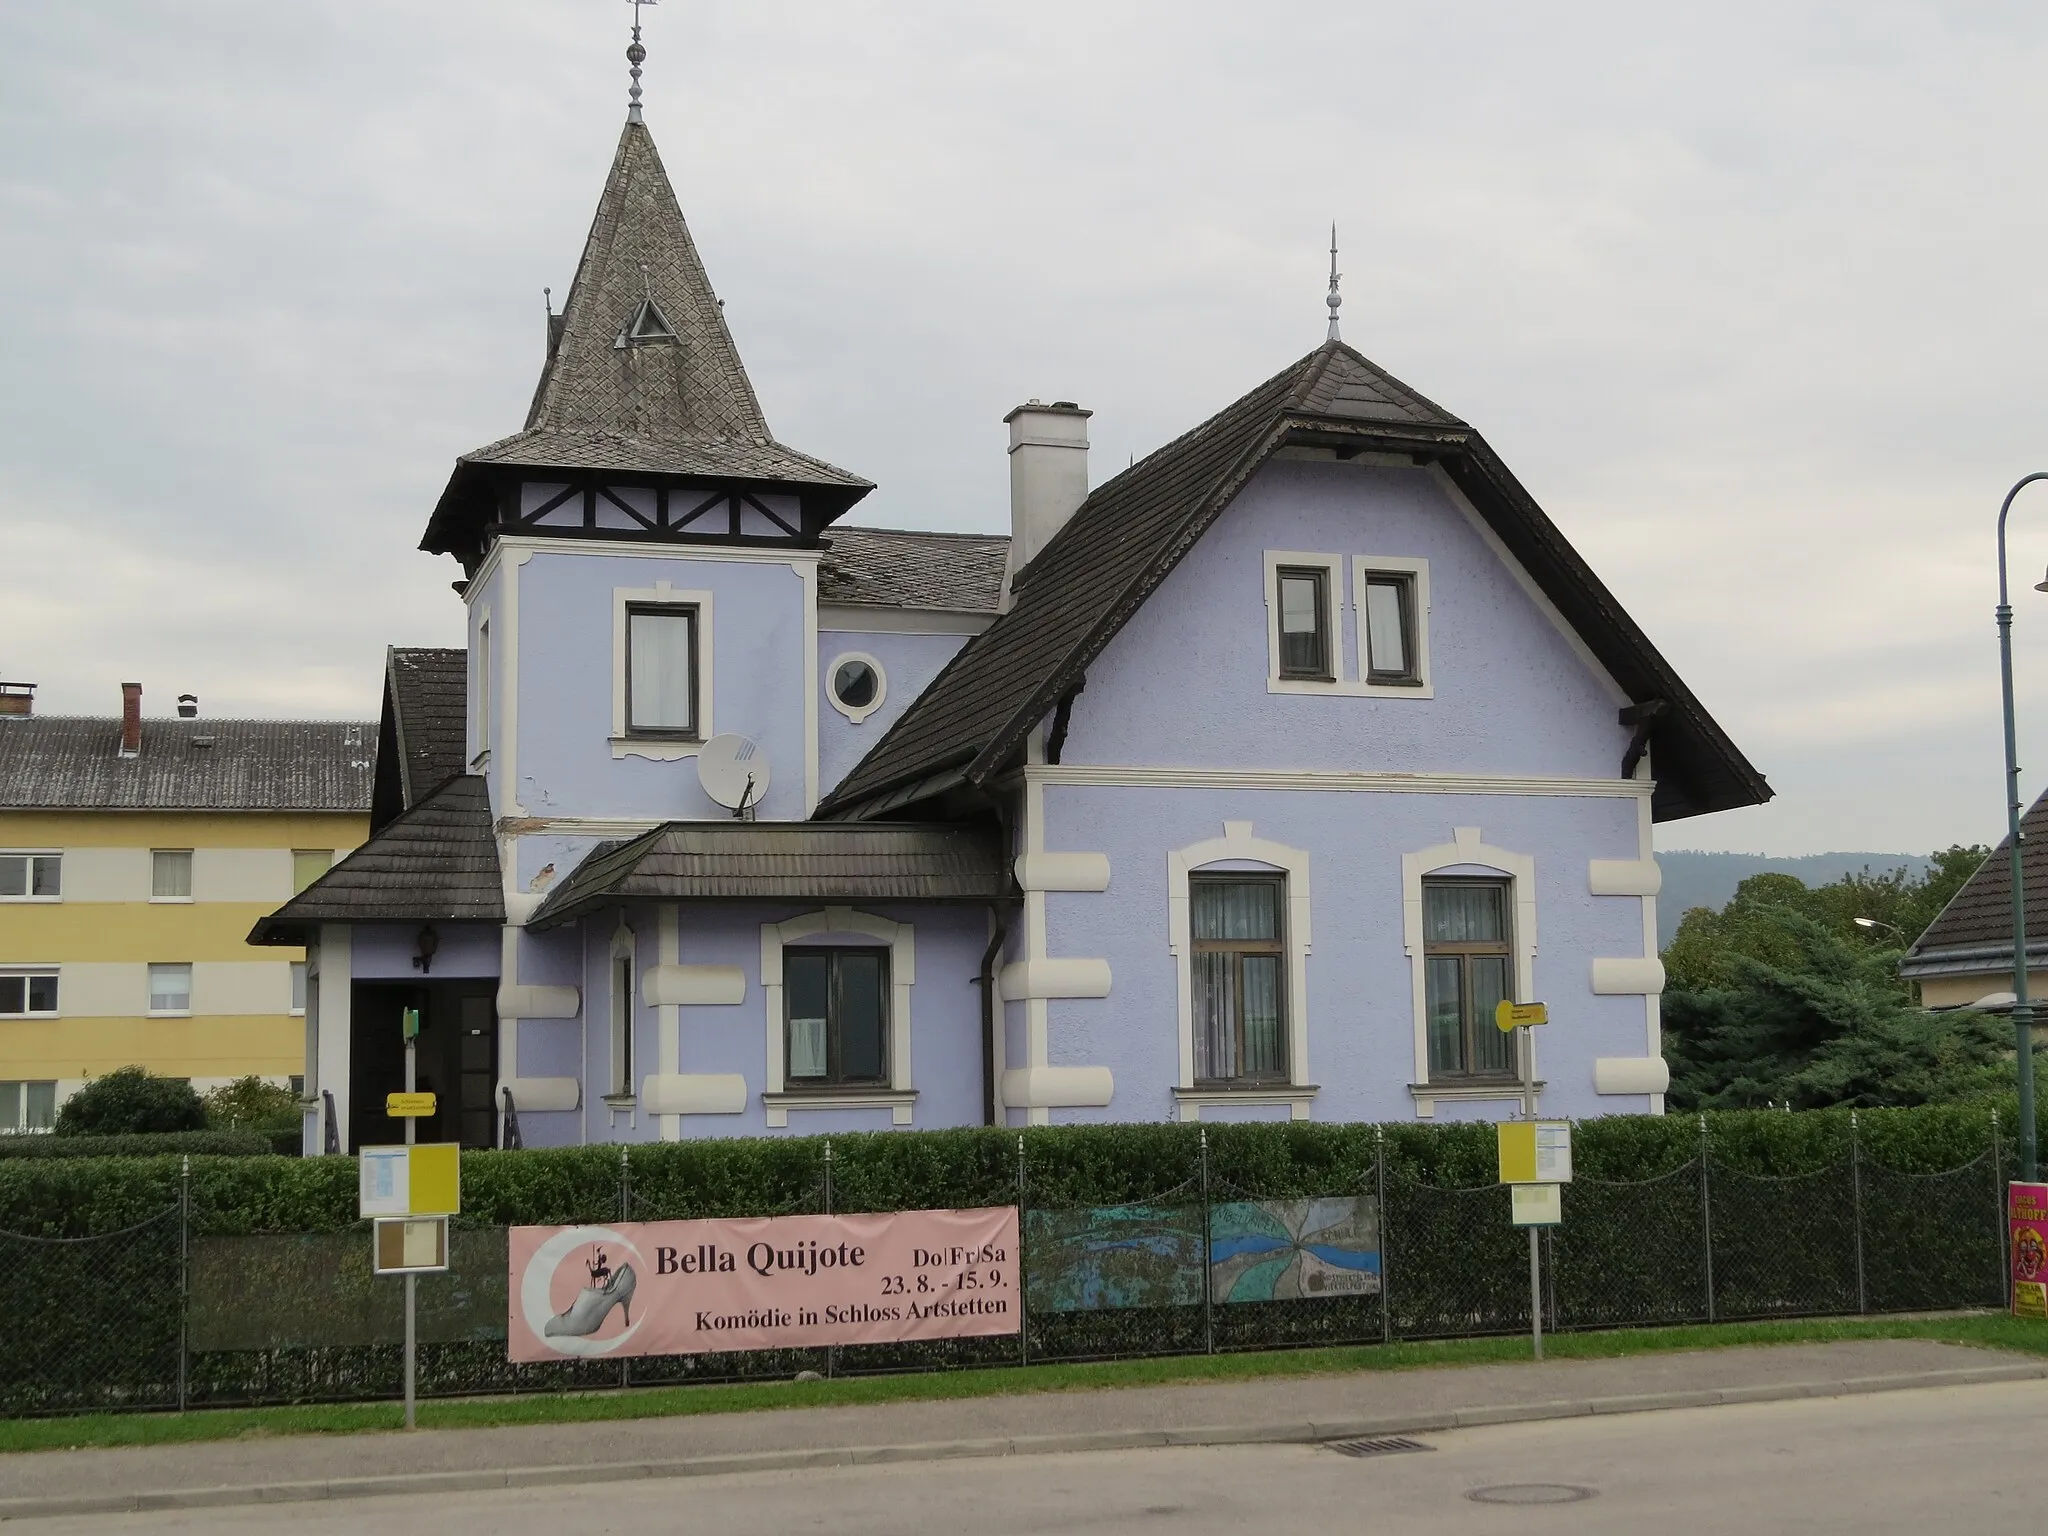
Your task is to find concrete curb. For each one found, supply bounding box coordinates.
[2,1361,2043,1522]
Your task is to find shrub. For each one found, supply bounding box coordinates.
[0,1131,273,1161]
[54,1068,206,1137]
[202,1077,302,1143]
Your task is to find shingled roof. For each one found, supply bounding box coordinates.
[528,821,1009,929]
[815,340,1770,825]
[422,119,869,559]
[370,647,468,832]
[250,775,503,944]
[1903,801,2040,982]
[0,716,374,812]
[819,527,1009,613]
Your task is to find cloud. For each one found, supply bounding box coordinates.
[3,0,2046,853]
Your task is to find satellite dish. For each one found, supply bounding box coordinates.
[698,733,770,816]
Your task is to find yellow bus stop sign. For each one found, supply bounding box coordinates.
[386,1092,437,1118]
[1494,1000,1548,1032]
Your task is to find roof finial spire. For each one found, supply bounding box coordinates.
[1325,223,1342,343]
[626,0,657,124]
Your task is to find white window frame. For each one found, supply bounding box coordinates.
[290,961,308,1016]
[0,1081,58,1134]
[150,849,194,904]
[824,651,888,724]
[607,922,637,1101]
[1262,551,1346,695]
[760,907,915,1126]
[0,851,62,903]
[611,582,715,760]
[1402,827,1537,1110]
[1166,822,1314,1121]
[147,962,194,1018]
[0,969,59,1019]
[1352,555,1432,697]
[472,611,493,768]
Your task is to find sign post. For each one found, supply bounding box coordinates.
[1494,1000,1548,1120]
[1499,1120,1571,1360]
[357,1005,464,1430]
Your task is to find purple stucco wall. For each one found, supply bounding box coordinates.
[817,628,971,797]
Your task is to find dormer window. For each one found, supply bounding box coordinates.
[615,295,677,348]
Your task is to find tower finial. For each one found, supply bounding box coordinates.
[1325,223,1342,343]
[626,0,657,124]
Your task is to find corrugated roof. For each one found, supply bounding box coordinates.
[250,775,503,943]
[819,527,1009,613]
[816,341,1771,825]
[529,821,1009,928]
[0,716,374,812]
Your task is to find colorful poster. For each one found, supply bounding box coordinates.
[1208,1197,1381,1303]
[507,1207,1018,1362]
[2012,1183,2048,1320]
[1024,1203,1204,1312]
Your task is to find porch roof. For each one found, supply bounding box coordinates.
[527,821,1010,929]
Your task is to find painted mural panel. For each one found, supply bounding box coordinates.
[1024,1203,1204,1312]
[1207,1196,1380,1304]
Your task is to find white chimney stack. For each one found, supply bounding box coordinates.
[1002,399,1091,610]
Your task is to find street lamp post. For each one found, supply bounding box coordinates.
[1995,472,2048,1182]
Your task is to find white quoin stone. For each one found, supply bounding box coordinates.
[641,1073,748,1115]
[1001,1065,1115,1109]
[1002,400,1091,608]
[1594,1056,1673,1096]
[498,1075,581,1112]
[642,964,746,1007]
[496,983,581,1019]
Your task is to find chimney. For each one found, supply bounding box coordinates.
[0,682,32,718]
[176,694,199,719]
[1001,399,1091,610]
[119,682,142,758]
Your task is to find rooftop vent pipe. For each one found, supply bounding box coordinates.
[176,694,199,719]
[0,682,33,718]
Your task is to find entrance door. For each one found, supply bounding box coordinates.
[349,981,499,1152]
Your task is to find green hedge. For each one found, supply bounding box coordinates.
[0,1103,2024,1239]
[0,1131,275,1163]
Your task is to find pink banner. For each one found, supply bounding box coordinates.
[507,1207,1020,1362]
[2013,1183,2048,1320]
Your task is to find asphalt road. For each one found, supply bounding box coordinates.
[35,1378,2041,1534]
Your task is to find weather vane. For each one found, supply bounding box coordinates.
[1326,224,1342,343]
[626,0,658,124]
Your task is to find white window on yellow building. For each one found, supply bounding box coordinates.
[0,853,60,900]
[292,850,333,894]
[0,1082,56,1133]
[151,849,194,901]
[0,972,57,1018]
[148,963,193,1016]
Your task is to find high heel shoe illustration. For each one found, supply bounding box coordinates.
[544,1262,637,1337]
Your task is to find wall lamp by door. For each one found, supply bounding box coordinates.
[412,925,441,975]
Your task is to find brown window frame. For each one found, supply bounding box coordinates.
[783,946,891,1089]
[1362,571,1421,686]
[1422,877,1519,1081]
[1190,873,1289,1086]
[1274,566,1334,681]
[623,602,701,740]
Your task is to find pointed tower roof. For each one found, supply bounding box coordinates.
[423,120,870,559]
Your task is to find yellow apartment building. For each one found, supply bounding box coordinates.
[0,683,372,1127]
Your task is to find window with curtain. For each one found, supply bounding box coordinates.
[1362,572,1419,684]
[1422,880,1515,1078]
[784,947,888,1087]
[151,849,193,901]
[0,1082,56,1133]
[1274,567,1331,680]
[626,604,698,737]
[148,963,193,1015]
[1191,875,1287,1083]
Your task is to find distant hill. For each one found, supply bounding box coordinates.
[1653,851,1933,948]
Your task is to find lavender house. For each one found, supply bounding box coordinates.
[254,78,1768,1154]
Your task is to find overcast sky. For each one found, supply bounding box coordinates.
[3,2,2045,857]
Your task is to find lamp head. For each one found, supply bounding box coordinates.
[1853,917,1877,929]
[2033,566,2048,594]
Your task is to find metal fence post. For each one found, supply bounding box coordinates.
[1199,1127,1214,1356]
[822,1140,835,1381]
[1016,1133,1029,1369]
[619,1145,631,1391]
[178,1155,190,1413]
[1995,1109,2012,1310]
[1700,1114,1716,1324]
[1375,1126,1393,1345]
[1850,1112,1867,1314]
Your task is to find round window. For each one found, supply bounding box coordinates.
[833,659,879,710]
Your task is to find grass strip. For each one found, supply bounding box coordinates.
[3,1312,2040,1454]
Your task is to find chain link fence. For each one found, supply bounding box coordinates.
[0,1119,2013,1417]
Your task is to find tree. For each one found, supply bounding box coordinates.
[54,1067,206,1136]
[201,1076,300,1135]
